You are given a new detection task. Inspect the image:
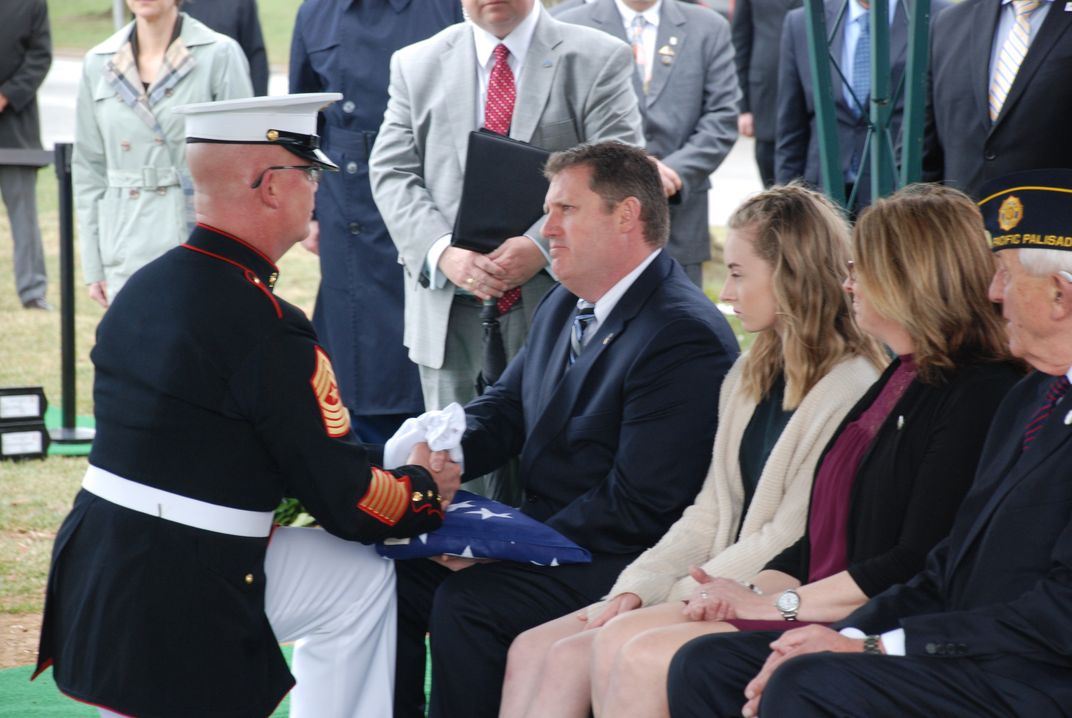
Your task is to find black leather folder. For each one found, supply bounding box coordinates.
[451,129,551,254]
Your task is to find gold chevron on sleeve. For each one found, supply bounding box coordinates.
[358,467,411,526]
[310,346,351,438]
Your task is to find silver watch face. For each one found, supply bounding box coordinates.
[776,590,800,613]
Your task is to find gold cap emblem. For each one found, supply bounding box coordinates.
[998,195,1024,231]
[266,129,279,142]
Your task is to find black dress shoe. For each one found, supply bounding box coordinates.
[22,298,52,311]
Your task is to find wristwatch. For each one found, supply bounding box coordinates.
[775,589,800,621]
[863,635,884,655]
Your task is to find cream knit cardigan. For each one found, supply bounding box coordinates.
[589,353,880,614]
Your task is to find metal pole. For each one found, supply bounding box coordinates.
[113,0,126,31]
[899,0,932,185]
[803,0,846,208]
[868,0,894,198]
[51,143,94,445]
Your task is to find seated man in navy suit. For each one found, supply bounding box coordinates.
[394,141,739,718]
[667,169,1072,718]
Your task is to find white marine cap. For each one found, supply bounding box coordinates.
[173,93,343,170]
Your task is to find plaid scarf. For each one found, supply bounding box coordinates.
[103,21,197,229]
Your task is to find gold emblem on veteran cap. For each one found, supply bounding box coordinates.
[998,195,1024,231]
[266,129,279,142]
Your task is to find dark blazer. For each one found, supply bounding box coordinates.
[843,371,1072,711]
[462,251,739,568]
[184,0,269,96]
[775,0,947,209]
[765,358,1022,597]
[733,0,801,143]
[34,227,446,718]
[289,0,462,418]
[922,0,1072,198]
[0,0,50,150]
[557,0,740,267]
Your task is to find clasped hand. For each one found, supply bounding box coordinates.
[741,625,870,717]
[439,238,545,301]
[682,567,766,622]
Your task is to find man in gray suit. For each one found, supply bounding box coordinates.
[0,0,51,310]
[557,0,739,287]
[369,0,641,431]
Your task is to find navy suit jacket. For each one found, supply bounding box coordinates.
[461,251,738,571]
[842,371,1072,712]
[922,0,1072,197]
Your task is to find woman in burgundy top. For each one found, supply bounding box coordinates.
[591,185,1023,718]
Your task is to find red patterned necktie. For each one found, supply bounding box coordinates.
[1022,375,1071,451]
[485,43,522,314]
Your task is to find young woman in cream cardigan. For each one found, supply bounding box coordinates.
[498,185,887,718]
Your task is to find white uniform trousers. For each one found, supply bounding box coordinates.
[98,526,396,718]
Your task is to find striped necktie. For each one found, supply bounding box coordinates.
[851,13,871,118]
[631,14,651,94]
[568,302,597,367]
[989,0,1040,122]
[1022,375,1070,451]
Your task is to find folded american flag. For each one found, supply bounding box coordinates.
[376,491,591,566]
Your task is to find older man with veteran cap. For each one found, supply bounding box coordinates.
[665,168,1072,718]
[33,94,461,718]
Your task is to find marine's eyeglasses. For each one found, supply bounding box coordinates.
[249,165,322,189]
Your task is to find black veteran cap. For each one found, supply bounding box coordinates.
[172,93,343,170]
[978,169,1072,253]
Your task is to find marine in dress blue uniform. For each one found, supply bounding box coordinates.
[289,0,464,444]
[34,95,454,718]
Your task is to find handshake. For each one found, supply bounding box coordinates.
[388,403,468,507]
[405,441,461,507]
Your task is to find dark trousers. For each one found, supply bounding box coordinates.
[754,139,776,189]
[394,555,632,718]
[667,631,1062,717]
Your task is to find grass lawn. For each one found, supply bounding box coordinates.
[48,0,305,65]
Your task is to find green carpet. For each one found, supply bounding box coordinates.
[0,647,292,717]
[1,643,433,716]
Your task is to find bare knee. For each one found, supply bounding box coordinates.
[613,629,677,684]
[505,626,546,680]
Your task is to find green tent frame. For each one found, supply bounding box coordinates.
[802,0,933,209]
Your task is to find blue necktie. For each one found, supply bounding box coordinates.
[851,14,871,118]
[568,302,596,366]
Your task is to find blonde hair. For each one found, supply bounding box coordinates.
[853,184,1010,384]
[729,184,886,408]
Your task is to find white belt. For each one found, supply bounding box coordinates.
[82,465,274,538]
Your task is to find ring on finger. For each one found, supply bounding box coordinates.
[466,276,475,285]
[700,591,709,600]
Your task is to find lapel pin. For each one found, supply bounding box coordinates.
[658,45,674,56]
[542,59,552,68]
[669,36,679,45]
[897,415,904,430]
[1064,410,1072,425]
[603,334,613,345]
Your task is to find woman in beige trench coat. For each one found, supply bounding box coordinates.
[74,0,251,306]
